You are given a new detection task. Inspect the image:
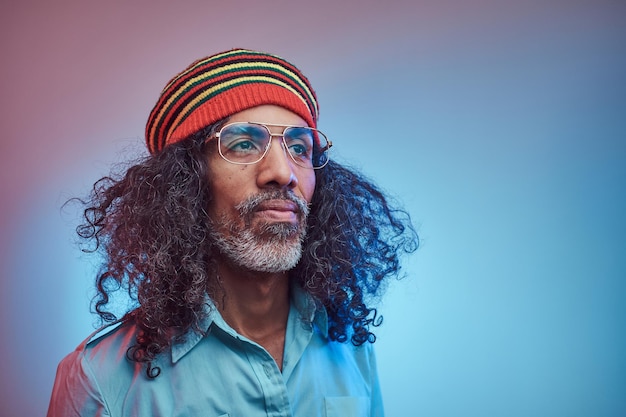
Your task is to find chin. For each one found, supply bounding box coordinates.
[256,221,303,240]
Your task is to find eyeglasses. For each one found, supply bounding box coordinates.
[211,122,332,169]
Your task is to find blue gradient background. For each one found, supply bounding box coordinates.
[1,1,625,416]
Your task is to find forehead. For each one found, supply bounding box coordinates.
[227,105,308,127]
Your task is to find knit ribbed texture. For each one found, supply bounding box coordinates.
[145,49,319,154]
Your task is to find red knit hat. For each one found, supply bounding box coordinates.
[145,48,319,154]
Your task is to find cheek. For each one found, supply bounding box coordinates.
[207,165,254,215]
[206,167,233,216]
[300,171,316,203]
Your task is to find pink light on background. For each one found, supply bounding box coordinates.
[1,1,625,416]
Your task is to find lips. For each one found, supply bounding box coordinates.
[254,199,299,223]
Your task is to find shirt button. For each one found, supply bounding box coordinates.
[263,363,272,378]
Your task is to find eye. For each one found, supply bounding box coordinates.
[220,123,267,155]
[289,143,308,157]
[285,127,314,159]
[229,138,260,152]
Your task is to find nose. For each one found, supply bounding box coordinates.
[256,137,298,189]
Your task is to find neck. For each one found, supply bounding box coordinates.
[214,260,290,369]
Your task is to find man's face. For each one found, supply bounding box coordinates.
[206,104,316,273]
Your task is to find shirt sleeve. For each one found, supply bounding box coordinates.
[47,349,109,417]
[369,344,385,417]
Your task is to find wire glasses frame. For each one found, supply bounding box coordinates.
[210,122,332,169]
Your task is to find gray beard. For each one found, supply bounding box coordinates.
[210,191,310,273]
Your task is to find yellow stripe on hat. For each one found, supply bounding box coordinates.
[166,75,309,140]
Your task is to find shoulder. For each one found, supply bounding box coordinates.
[79,318,138,360]
[47,319,141,416]
[58,318,141,389]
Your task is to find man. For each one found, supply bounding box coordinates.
[47,48,418,416]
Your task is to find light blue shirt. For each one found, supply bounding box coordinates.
[47,286,384,416]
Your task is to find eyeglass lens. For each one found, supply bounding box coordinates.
[218,122,329,168]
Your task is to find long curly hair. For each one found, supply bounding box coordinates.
[78,122,418,377]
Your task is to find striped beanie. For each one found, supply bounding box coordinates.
[145,48,319,154]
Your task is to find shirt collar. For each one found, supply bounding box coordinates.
[171,283,328,363]
[290,283,328,338]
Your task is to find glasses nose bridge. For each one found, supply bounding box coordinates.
[266,127,289,139]
[262,127,292,160]
[265,126,291,150]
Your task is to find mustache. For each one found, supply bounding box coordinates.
[235,190,310,219]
